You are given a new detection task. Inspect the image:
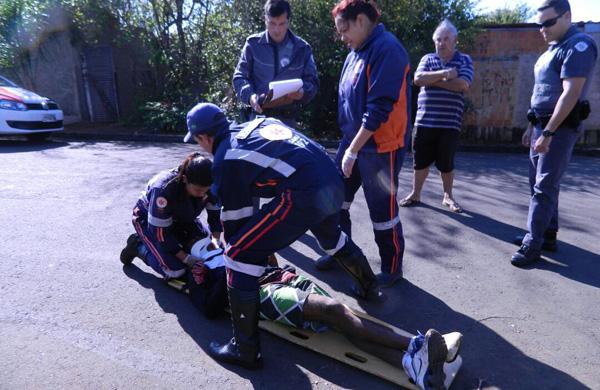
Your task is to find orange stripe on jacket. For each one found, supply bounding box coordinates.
[227,192,287,256]
[367,63,411,153]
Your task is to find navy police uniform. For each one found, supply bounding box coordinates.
[524,26,597,251]
[233,30,319,126]
[131,168,221,278]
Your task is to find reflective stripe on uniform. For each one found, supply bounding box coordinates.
[323,231,348,256]
[163,268,186,279]
[148,214,173,228]
[372,215,400,231]
[223,254,266,277]
[221,206,254,221]
[224,149,296,177]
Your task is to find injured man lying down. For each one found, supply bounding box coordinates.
[124,234,463,390]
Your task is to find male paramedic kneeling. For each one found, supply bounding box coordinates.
[184,102,384,369]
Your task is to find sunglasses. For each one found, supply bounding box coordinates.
[537,11,566,28]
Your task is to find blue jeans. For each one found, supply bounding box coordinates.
[523,125,579,250]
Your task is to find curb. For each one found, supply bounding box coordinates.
[54,131,600,157]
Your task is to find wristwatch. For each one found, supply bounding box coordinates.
[542,130,555,138]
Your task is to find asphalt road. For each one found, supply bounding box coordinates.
[1,138,599,390]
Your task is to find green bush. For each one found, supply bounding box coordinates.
[139,101,188,134]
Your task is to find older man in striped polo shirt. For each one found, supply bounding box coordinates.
[400,19,473,213]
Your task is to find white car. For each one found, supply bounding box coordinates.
[0,75,64,141]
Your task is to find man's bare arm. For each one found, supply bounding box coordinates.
[413,70,449,87]
[544,77,586,132]
[430,78,470,93]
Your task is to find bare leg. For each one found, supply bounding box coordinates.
[441,170,462,212]
[303,295,411,351]
[401,167,429,202]
[303,295,458,374]
[441,170,454,201]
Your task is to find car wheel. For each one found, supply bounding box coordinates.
[26,132,51,142]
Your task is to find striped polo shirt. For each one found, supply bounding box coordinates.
[414,51,473,131]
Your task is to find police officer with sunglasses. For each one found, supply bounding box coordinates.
[512,0,597,266]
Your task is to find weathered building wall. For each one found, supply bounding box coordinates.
[465,23,600,145]
[3,31,82,124]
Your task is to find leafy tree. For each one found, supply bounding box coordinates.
[478,2,534,25]
[1,0,484,135]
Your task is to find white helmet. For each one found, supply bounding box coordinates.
[190,237,225,269]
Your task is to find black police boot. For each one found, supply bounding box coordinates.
[513,230,558,252]
[120,234,141,266]
[332,240,385,302]
[511,244,541,267]
[209,287,263,369]
[315,254,338,271]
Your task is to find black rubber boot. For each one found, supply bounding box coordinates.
[209,287,263,369]
[333,240,385,302]
[120,234,141,266]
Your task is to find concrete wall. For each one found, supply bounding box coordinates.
[464,23,600,145]
[3,32,82,124]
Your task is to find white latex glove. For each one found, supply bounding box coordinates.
[341,149,358,178]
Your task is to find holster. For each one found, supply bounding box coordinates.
[530,100,591,129]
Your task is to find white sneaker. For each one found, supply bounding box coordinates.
[442,332,463,363]
[402,329,448,390]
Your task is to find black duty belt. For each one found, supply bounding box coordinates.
[528,100,591,129]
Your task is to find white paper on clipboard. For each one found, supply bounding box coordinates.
[268,78,303,100]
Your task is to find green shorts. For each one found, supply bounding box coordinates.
[259,274,330,332]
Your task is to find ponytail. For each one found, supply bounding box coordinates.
[177,152,213,187]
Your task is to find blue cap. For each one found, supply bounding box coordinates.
[184,103,229,143]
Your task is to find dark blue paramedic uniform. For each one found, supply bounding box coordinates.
[337,24,411,276]
[211,118,351,289]
[131,168,221,278]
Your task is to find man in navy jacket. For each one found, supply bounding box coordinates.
[183,103,383,369]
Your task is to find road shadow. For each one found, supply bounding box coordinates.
[520,243,600,287]
[417,204,600,289]
[0,138,70,152]
[380,280,590,389]
[122,262,405,389]
[64,140,192,151]
[277,234,589,388]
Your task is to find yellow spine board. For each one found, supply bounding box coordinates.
[166,279,461,389]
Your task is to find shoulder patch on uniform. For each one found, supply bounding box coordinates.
[236,118,266,139]
[259,124,293,141]
[575,41,589,52]
[156,196,168,208]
